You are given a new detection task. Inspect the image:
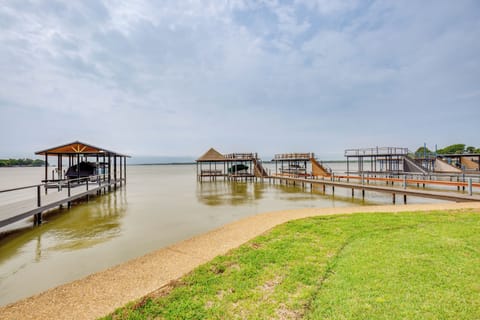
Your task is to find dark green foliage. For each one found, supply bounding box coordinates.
[465,146,480,154]
[436,144,466,154]
[414,146,433,156]
[0,158,46,167]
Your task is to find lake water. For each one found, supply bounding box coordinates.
[0,163,439,306]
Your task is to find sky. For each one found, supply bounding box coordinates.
[1,0,479,161]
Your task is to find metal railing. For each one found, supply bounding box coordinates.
[224,153,257,160]
[274,153,314,160]
[344,147,409,157]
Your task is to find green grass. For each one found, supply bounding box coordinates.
[103,209,480,319]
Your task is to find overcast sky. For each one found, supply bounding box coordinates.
[1,0,479,161]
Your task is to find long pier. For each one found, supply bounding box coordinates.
[270,175,480,203]
[0,177,123,229]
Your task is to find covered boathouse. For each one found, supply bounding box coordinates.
[196,148,268,181]
[35,140,129,191]
[0,141,130,229]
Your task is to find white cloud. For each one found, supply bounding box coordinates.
[0,1,479,157]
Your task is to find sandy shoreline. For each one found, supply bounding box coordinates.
[1,202,479,320]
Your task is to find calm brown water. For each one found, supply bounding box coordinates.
[0,164,439,306]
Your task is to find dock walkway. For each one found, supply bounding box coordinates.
[0,180,121,228]
[271,175,480,203]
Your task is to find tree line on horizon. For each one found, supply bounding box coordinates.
[415,144,480,156]
[0,158,46,167]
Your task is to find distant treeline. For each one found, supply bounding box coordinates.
[415,144,480,155]
[0,158,46,167]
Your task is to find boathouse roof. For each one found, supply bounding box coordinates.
[35,141,130,157]
[196,148,226,162]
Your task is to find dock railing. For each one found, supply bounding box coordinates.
[0,174,118,212]
[344,147,409,157]
[274,153,314,160]
[224,153,257,160]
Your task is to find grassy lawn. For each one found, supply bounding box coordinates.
[103,209,480,319]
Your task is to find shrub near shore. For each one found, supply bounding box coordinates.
[104,209,480,319]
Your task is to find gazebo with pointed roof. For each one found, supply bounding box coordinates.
[35,141,130,187]
[197,148,226,162]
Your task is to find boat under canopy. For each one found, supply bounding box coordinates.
[228,164,249,173]
[65,162,97,179]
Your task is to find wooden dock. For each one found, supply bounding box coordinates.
[270,175,480,203]
[0,141,131,230]
[0,179,122,229]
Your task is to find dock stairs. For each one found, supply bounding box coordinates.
[403,155,428,174]
[311,157,332,177]
[253,157,269,177]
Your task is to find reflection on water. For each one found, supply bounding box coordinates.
[0,189,126,264]
[0,190,127,305]
[197,181,265,206]
[47,190,127,251]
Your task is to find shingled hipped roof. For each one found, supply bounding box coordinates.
[196,148,226,162]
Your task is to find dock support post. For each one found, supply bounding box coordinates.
[108,155,111,192]
[120,157,122,186]
[37,185,41,207]
[34,212,42,226]
[468,178,472,196]
[362,189,365,199]
[35,185,42,225]
[114,156,117,190]
[392,193,396,204]
[44,154,48,195]
[67,180,71,208]
[351,188,354,197]
[404,194,407,204]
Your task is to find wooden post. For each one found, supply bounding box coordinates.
[101,154,104,182]
[114,155,117,190]
[392,193,396,204]
[120,157,123,186]
[37,185,41,207]
[124,156,127,183]
[108,155,111,191]
[362,189,365,199]
[77,154,80,180]
[86,179,89,202]
[404,194,407,204]
[67,180,71,208]
[44,153,48,194]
